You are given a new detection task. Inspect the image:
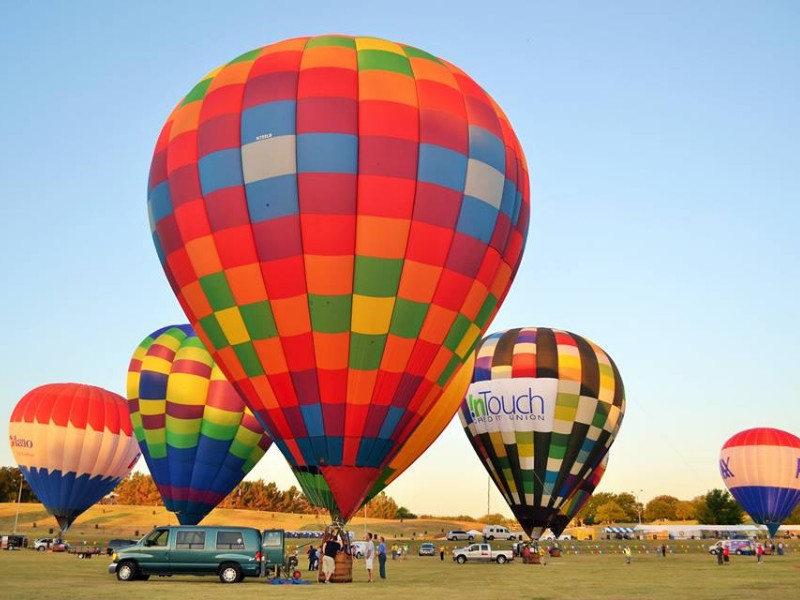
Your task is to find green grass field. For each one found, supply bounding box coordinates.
[1,543,798,600]
[2,504,799,598]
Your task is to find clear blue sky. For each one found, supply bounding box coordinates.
[2,1,798,518]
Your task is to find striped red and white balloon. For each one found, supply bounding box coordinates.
[8,383,141,531]
[719,427,800,537]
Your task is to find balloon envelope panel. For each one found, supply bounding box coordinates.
[365,352,476,501]
[550,454,609,537]
[720,427,800,537]
[147,35,530,521]
[127,325,271,524]
[459,327,625,538]
[8,383,141,531]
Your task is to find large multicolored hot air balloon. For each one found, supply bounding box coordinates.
[719,427,800,538]
[127,325,272,525]
[147,35,529,521]
[459,327,625,539]
[366,352,476,500]
[549,454,609,537]
[8,383,140,531]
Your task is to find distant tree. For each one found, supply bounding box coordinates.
[365,491,399,519]
[644,495,679,521]
[576,492,616,525]
[113,472,162,505]
[675,500,697,521]
[0,467,37,502]
[695,489,744,525]
[615,492,641,522]
[395,506,417,520]
[594,501,628,524]
[418,514,476,522]
[785,503,800,525]
[477,513,514,527]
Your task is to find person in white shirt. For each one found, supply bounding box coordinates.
[364,532,375,583]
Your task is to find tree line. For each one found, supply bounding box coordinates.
[0,467,37,502]
[110,472,416,520]
[3,465,799,526]
[576,489,800,526]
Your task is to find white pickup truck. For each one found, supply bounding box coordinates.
[452,543,514,564]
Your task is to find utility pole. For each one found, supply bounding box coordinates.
[633,489,643,525]
[13,474,24,534]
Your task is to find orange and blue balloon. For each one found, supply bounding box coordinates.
[147,35,530,521]
[8,383,141,531]
[127,325,271,525]
[719,427,800,537]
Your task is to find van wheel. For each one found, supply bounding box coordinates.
[456,555,467,564]
[116,560,137,582]
[37,546,46,552]
[487,536,494,541]
[496,555,507,564]
[468,536,474,541]
[219,564,242,584]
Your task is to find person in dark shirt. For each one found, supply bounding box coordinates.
[322,535,341,583]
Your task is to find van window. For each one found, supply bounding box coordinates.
[217,531,245,550]
[146,529,169,547]
[263,530,282,549]
[176,531,206,550]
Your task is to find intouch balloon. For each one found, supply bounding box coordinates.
[147,35,530,521]
[127,325,272,525]
[549,454,609,537]
[8,383,141,531]
[459,327,625,539]
[719,427,800,538]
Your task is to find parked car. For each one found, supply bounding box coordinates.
[707,540,756,556]
[418,543,436,556]
[109,526,268,583]
[447,530,474,541]
[542,533,573,541]
[106,538,139,556]
[482,525,519,541]
[350,541,370,558]
[451,543,514,564]
[34,537,68,552]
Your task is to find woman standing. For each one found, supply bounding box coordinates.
[378,536,387,579]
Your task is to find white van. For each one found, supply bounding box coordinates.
[707,540,756,556]
[482,525,519,541]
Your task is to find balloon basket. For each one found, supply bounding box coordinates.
[317,524,353,583]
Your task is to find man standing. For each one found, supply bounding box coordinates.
[623,546,632,564]
[439,544,445,561]
[365,533,375,583]
[307,545,316,571]
[378,536,387,579]
[321,534,341,584]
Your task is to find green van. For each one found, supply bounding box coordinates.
[108,526,286,583]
